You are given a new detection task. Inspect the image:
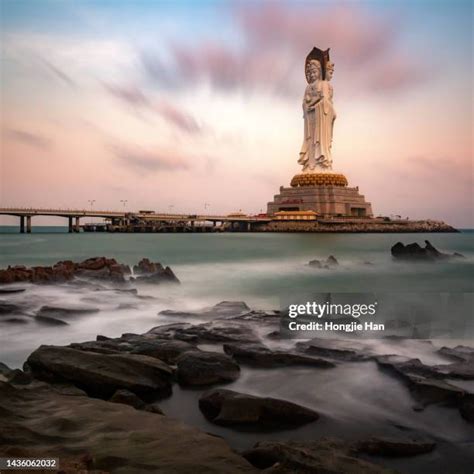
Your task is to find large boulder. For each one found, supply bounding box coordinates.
[199,389,319,429]
[223,342,335,368]
[0,381,256,473]
[176,351,240,386]
[25,345,173,400]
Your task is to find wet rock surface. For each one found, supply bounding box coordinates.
[36,305,100,318]
[296,337,372,361]
[391,240,464,261]
[176,350,240,386]
[0,381,256,473]
[25,345,173,400]
[243,438,395,473]
[223,342,335,368]
[199,388,319,429]
[355,436,436,457]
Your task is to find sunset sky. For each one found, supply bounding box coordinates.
[1,0,472,226]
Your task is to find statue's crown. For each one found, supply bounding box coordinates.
[305,47,331,80]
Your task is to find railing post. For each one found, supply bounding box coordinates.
[20,216,25,233]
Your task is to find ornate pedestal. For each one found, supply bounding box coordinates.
[267,172,373,217]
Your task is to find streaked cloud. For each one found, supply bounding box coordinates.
[110,143,190,174]
[4,129,53,150]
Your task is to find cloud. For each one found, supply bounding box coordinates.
[104,83,201,133]
[111,143,190,175]
[40,59,76,87]
[141,2,428,97]
[5,129,53,150]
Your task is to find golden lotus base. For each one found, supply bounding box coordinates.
[291,173,348,187]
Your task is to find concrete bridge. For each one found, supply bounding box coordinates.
[0,208,270,233]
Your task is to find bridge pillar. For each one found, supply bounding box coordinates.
[247,222,251,232]
[74,217,80,233]
[20,216,25,233]
[68,217,73,233]
[26,216,32,233]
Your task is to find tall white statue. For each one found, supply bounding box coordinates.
[298,56,336,172]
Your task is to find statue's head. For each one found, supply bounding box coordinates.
[326,62,334,81]
[306,60,321,83]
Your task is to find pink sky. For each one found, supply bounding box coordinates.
[1,1,472,226]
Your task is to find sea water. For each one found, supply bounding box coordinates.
[1,228,473,472]
[0,228,473,367]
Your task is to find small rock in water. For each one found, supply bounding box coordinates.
[0,287,26,294]
[309,255,339,268]
[391,240,464,261]
[35,315,69,326]
[36,305,100,318]
[199,388,319,429]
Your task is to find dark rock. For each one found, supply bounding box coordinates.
[7,369,33,385]
[36,305,100,318]
[0,381,256,473]
[391,240,462,261]
[132,262,180,285]
[223,342,335,368]
[159,301,253,320]
[0,362,12,377]
[1,316,31,324]
[26,345,173,400]
[243,438,395,473]
[130,338,196,364]
[0,301,23,315]
[133,258,164,275]
[0,287,26,294]
[144,402,164,415]
[375,355,465,406]
[176,351,240,386]
[432,360,474,380]
[199,389,319,429]
[35,315,69,326]
[459,395,474,422]
[148,320,260,344]
[109,389,146,409]
[438,345,474,362]
[309,256,338,268]
[296,338,371,361]
[356,436,436,457]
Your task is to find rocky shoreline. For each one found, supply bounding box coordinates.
[1,296,473,473]
[254,219,458,233]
